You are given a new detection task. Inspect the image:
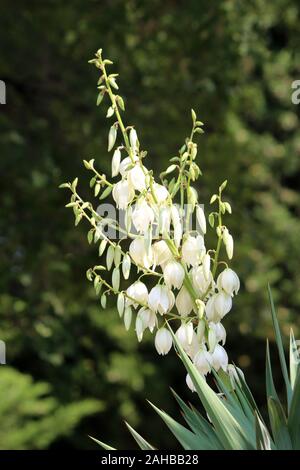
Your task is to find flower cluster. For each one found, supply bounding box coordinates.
[61,49,240,390]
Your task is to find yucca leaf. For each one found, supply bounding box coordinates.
[268,284,292,407]
[268,397,292,450]
[148,401,214,450]
[171,330,255,450]
[125,422,155,450]
[289,329,300,389]
[171,389,223,449]
[287,369,300,449]
[212,369,256,438]
[266,340,279,402]
[89,435,116,450]
[235,367,261,413]
[254,412,272,450]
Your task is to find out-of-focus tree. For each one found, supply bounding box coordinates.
[0,0,299,448]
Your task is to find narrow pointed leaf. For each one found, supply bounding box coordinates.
[268,284,292,406]
[268,397,292,450]
[289,329,300,389]
[287,370,300,449]
[125,422,155,450]
[254,412,272,450]
[148,401,214,450]
[266,340,279,402]
[89,436,116,450]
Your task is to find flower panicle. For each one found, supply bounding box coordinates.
[61,49,239,390]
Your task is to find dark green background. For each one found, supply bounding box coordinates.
[0,0,299,449]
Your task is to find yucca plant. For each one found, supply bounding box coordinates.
[93,286,300,450]
[61,50,300,451]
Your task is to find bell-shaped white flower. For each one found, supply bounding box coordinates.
[175,322,195,349]
[212,323,226,346]
[152,183,169,203]
[127,165,146,192]
[148,285,175,315]
[191,265,213,296]
[129,238,153,269]
[119,156,138,176]
[155,328,173,355]
[217,268,240,296]
[132,199,155,233]
[205,292,232,323]
[175,286,194,316]
[138,307,157,333]
[186,373,196,392]
[193,348,212,375]
[135,307,157,341]
[186,334,202,360]
[126,281,148,307]
[152,240,172,266]
[211,344,228,371]
[112,179,135,210]
[182,235,205,267]
[163,260,185,289]
[196,205,207,234]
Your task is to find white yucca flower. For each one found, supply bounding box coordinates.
[155,328,173,355]
[182,234,205,267]
[148,284,175,315]
[217,268,240,296]
[211,344,228,371]
[129,238,153,269]
[205,292,232,323]
[186,373,196,392]
[192,265,213,296]
[112,179,135,210]
[152,240,172,266]
[126,281,148,307]
[137,307,157,333]
[128,164,147,192]
[136,307,157,341]
[175,322,195,349]
[193,348,212,375]
[176,286,194,316]
[132,199,155,233]
[163,260,185,289]
[119,155,138,176]
[211,321,227,345]
[152,183,169,203]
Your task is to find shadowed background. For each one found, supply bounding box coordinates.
[0,0,299,449]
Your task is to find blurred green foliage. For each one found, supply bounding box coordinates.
[0,0,299,449]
